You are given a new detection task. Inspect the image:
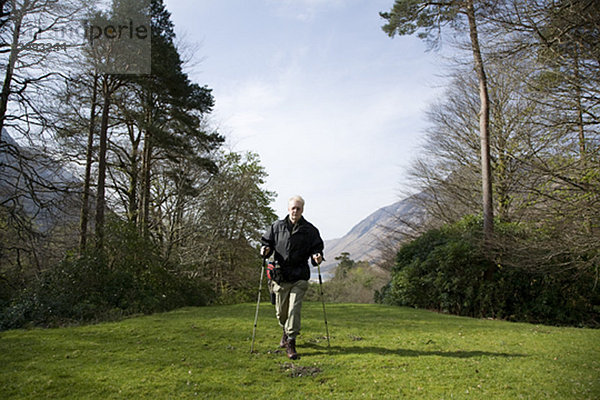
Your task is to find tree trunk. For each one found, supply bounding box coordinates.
[79,73,99,255]
[0,2,23,139]
[140,113,152,237]
[466,1,495,281]
[466,0,493,243]
[573,52,586,159]
[126,120,140,223]
[95,77,112,250]
[139,88,158,238]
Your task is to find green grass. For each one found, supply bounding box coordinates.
[1,303,598,399]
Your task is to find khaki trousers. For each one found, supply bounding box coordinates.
[272,279,309,340]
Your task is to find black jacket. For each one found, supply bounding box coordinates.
[261,216,324,282]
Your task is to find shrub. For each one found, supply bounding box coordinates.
[377,215,600,327]
[0,219,214,330]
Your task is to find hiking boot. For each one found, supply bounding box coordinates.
[279,330,288,348]
[286,338,298,360]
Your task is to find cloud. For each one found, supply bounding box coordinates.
[165,0,449,238]
[268,0,346,21]
[212,62,432,237]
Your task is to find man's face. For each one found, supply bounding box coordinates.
[288,200,304,224]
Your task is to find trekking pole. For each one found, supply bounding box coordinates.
[316,260,331,348]
[250,257,266,353]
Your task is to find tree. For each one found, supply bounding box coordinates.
[48,70,101,254]
[132,0,222,239]
[179,151,276,299]
[94,74,124,249]
[409,54,546,227]
[0,0,81,140]
[491,0,599,159]
[49,2,136,251]
[49,0,222,252]
[0,129,82,281]
[334,252,355,279]
[381,0,494,244]
[380,1,599,315]
[1,1,10,31]
[483,0,600,275]
[1,0,281,327]
[0,1,95,290]
[79,72,99,253]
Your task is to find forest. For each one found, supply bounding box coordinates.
[1,0,598,329]
[0,0,277,329]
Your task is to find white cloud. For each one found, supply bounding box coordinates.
[213,69,432,237]
[165,0,450,239]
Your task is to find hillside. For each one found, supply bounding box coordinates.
[316,193,426,279]
[1,303,598,399]
[0,129,82,231]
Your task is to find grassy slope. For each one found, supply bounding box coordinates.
[1,303,598,399]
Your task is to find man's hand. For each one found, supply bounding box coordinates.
[312,253,323,265]
[260,246,270,258]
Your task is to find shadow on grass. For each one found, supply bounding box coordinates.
[300,343,527,359]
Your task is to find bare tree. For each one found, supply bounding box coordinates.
[0,0,82,140]
[0,0,88,275]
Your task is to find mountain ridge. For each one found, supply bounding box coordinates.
[313,193,425,280]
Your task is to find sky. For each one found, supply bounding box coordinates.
[163,0,448,240]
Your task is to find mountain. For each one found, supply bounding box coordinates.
[313,193,426,281]
[0,129,82,232]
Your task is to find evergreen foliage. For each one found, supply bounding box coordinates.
[377,216,599,327]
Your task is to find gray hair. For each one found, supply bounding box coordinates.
[288,195,305,207]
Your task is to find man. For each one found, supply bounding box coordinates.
[261,195,324,360]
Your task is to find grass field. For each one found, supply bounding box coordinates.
[1,303,598,399]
